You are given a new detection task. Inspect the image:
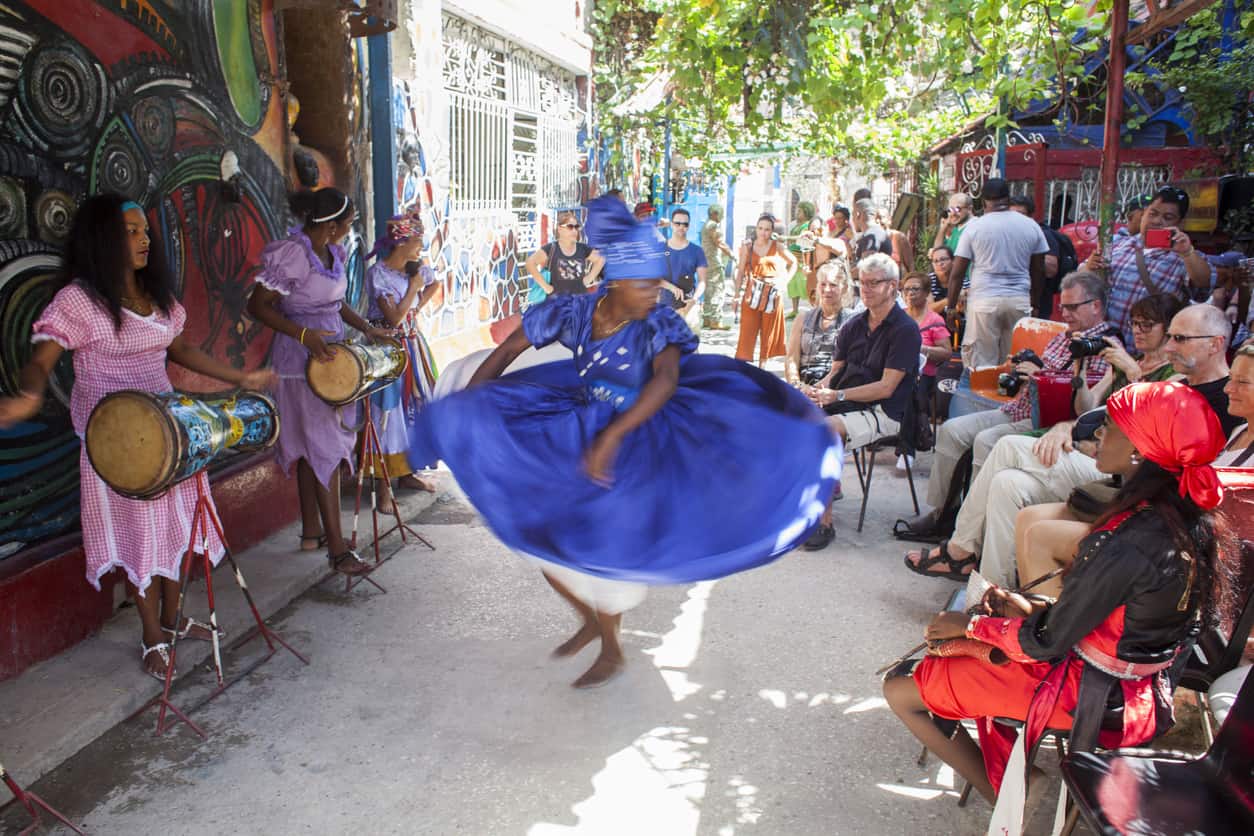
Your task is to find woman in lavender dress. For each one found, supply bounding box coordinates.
[363,214,440,502]
[247,189,391,575]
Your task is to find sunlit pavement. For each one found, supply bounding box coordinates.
[4,306,1021,835]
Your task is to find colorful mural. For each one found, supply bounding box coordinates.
[0,0,290,558]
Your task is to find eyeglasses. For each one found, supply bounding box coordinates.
[1058,298,1098,313]
[902,285,927,294]
[559,223,581,230]
[862,277,895,288]
[930,256,952,263]
[672,221,689,227]
[1166,333,1220,343]
[1129,318,1161,331]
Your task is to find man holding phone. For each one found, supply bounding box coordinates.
[1085,185,1215,345]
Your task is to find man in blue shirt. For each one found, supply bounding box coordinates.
[661,208,708,329]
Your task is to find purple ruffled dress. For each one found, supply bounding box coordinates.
[254,231,356,488]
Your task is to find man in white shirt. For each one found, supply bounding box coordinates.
[947,178,1049,368]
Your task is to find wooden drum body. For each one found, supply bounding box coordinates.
[306,340,408,406]
[86,390,279,499]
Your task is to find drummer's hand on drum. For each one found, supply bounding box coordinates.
[239,369,278,391]
[302,329,337,362]
[0,391,42,428]
[583,430,622,489]
[363,324,395,344]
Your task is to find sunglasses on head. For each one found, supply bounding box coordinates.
[1155,186,1188,203]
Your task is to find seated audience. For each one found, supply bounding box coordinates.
[885,381,1236,823]
[905,294,1182,583]
[801,253,921,550]
[903,270,1118,539]
[785,261,855,388]
[901,272,951,427]
[1216,343,1254,466]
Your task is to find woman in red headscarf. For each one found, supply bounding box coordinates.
[883,380,1236,825]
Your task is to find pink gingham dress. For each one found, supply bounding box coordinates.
[32,282,225,594]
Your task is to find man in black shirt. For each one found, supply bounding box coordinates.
[1165,304,1241,434]
[802,252,922,549]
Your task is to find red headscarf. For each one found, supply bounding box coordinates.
[1105,381,1226,509]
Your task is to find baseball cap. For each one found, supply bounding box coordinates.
[980,178,1010,200]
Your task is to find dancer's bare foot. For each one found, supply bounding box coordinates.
[573,651,624,689]
[552,622,600,658]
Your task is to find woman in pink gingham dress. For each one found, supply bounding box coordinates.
[0,194,275,681]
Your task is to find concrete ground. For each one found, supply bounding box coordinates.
[3,303,1134,834]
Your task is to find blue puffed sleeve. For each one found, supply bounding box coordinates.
[645,304,699,357]
[522,293,581,349]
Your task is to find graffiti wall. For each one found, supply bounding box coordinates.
[0,0,291,558]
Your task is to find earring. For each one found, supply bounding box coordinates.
[1129,453,1141,466]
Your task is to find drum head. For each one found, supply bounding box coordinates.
[306,345,361,405]
[86,391,176,497]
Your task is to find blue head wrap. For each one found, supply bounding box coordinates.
[584,195,667,283]
[121,200,143,213]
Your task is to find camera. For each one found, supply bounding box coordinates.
[998,371,1026,397]
[1143,228,1172,249]
[800,352,834,386]
[1009,348,1043,367]
[1069,327,1119,360]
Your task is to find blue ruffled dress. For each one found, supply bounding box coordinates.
[408,294,841,584]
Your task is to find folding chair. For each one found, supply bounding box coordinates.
[1061,663,1254,835]
[849,371,920,533]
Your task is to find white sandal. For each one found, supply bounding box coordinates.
[162,617,226,642]
[141,641,174,681]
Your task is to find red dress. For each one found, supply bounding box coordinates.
[914,508,1192,791]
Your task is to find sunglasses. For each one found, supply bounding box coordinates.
[1165,333,1220,343]
[1058,298,1098,313]
[559,222,581,230]
[902,285,927,293]
[672,221,689,227]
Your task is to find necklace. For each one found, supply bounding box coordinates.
[121,294,153,315]
[593,296,632,338]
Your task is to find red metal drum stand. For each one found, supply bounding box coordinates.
[1,759,85,835]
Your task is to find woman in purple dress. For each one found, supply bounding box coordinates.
[247,189,391,575]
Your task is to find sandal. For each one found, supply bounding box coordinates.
[893,517,944,544]
[328,549,373,576]
[163,617,226,643]
[903,541,978,581]
[299,534,327,552]
[141,641,174,682]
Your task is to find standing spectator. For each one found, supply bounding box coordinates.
[524,211,604,299]
[1010,194,1077,319]
[902,272,952,429]
[826,204,855,245]
[1117,194,1152,239]
[786,202,817,319]
[735,214,796,366]
[851,198,894,261]
[948,178,1048,369]
[661,208,708,332]
[1085,185,1215,345]
[801,253,922,549]
[934,192,973,254]
[875,207,915,278]
[701,205,734,330]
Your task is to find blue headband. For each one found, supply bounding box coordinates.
[121,200,143,213]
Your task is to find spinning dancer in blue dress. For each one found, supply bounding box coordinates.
[409,195,841,688]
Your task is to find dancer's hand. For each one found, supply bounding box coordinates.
[583,430,622,488]
[983,587,1037,618]
[365,325,396,343]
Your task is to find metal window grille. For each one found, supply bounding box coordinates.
[1042,165,1170,227]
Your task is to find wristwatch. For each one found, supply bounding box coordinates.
[966,614,982,637]
[836,390,847,403]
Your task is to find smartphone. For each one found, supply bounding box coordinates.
[1144,228,1171,249]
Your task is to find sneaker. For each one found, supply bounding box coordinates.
[896,454,914,471]
[803,524,835,551]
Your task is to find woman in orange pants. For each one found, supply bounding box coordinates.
[735,214,796,366]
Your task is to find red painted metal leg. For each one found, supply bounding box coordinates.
[2,761,87,835]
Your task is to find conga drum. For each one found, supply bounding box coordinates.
[86,391,279,499]
[306,339,408,406]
